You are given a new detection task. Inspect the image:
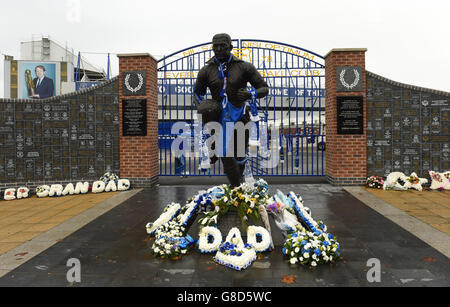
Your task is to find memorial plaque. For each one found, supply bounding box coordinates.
[122,99,147,136]
[122,71,146,96]
[337,96,364,134]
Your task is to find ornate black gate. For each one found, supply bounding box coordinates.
[158,39,325,176]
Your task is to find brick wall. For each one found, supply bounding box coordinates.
[325,49,367,185]
[118,53,159,187]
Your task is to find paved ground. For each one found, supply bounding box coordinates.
[0,181,448,287]
[0,192,121,255]
[363,187,450,235]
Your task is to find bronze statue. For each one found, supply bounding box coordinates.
[193,33,269,187]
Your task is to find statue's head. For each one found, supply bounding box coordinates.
[212,33,233,62]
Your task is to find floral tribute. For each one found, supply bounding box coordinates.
[366,176,384,189]
[383,172,428,191]
[429,170,450,190]
[1,172,130,201]
[214,228,257,270]
[146,178,341,270]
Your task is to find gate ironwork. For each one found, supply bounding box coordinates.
[158,39,325,176]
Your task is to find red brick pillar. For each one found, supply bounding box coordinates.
[324,48,367,185]
[117,53,158,187]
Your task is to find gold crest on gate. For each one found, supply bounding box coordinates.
[232,48,252,63]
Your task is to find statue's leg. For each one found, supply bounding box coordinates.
[197,99,221,165]
[221,157,241,188]
[236,109,250,179]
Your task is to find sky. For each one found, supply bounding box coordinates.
[1,0,450,97]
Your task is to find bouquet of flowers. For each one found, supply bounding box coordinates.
[366,176,384,189]
[151,221,193,259]
[283,225,341,267]
[198,179,270,232]
[266,199,301,237]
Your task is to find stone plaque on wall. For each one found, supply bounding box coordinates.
[337,66,363,92]
[122,99,147,136]
[122,71,146,96]
[337,96,364,134]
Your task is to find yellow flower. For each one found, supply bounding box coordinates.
[247,209,252,214]
[234,201,239,207]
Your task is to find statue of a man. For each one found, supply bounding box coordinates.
[193,33,269,187]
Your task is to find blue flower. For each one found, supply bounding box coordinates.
[300,240,307,246]
[231,250,236,256]
[314,230,321,236]
[282,247,287,255]
[328,233,334,240]
[323,241,330,247]
[314,248,321,256]
[291,233,298,238]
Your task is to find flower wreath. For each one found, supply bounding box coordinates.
[383,172,409,190]
[383,172,428,191]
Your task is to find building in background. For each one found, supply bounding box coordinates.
[3,35,108,99]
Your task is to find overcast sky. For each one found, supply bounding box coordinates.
[1,0,449,97]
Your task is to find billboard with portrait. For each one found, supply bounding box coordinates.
[18,61,60,99]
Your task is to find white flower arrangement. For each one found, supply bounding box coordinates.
[246,225,272,253]
[198,226,223,253]
[214,243,257,271]
[429,170,450,190]
[151,221,193,259]
[36,185,51,197]
[3,187,29,200]
[403,172,428,191]
[225,227,246,248]
[383,172,428,191]
[175,200,198,227]
[283,224,340,267]
[99,172,120,184]
[146,202,181,236]
[288,191,320,233]
[49,184,64,197]
[214,228,257,271]
[383,172,409,190]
